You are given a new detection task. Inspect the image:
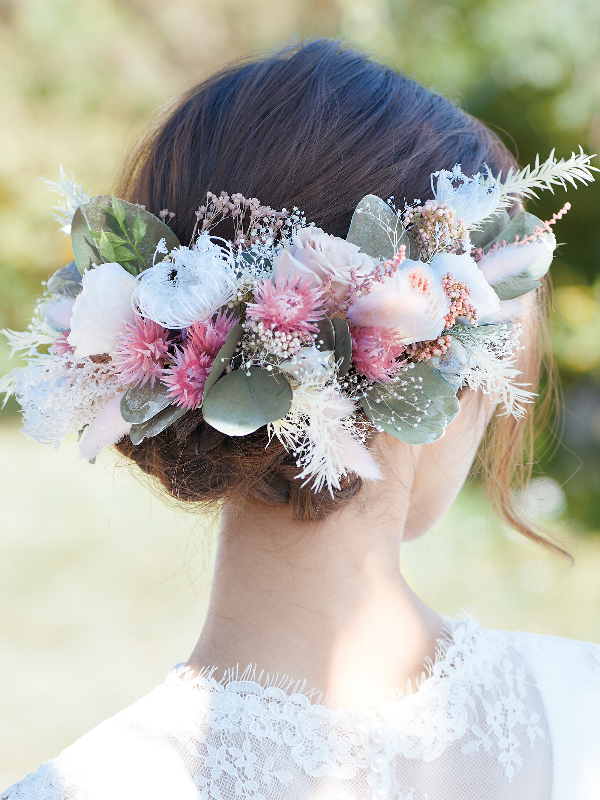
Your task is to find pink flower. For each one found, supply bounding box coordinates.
[50,331,74,357]
[162,346,213,409]
[112,316,170,388]
[246,273,325,337]
[186,308,237,359]
[347,261,450,344]
[350,325,406,382]
[272,227,374,305]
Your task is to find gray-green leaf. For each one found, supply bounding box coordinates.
[202,367,293,436]
[201,323,243,401]
[47,261,82,298]
[332,317,352,377]
[315,318,334,352]
[70,205,102,275]
[470,210,511,250]
[121,381,173,424]
[492,275,541,301]
[129,404,187,445]
[347,195,417,261]
[361,363,459,445]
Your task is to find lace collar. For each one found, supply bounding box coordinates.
[157,617,528,775]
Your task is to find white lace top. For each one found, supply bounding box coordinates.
[4,618,600,800]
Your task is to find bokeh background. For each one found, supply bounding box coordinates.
[2,0,600,786]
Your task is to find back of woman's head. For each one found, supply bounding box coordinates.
[115,38,548,543]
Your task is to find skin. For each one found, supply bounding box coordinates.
[187,387,496,707]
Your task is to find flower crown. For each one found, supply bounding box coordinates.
[2,151,596,493]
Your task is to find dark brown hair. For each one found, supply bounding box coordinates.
[114,39,556,545]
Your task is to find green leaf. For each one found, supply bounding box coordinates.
[202,367,293,436]
[470,210,511,250]
[202,323,244,400]
[132,209,147,246]
[70,206,102,274]
[98,230,116,262]
[46,261,82,298]
[72,195,180,275]
[315,318,334,351]
[346,195,417,261]
[332,317,352,377]
[111,196,126,228]
[120,381,173,424]
[492,275,541,301]
[129,404,187,445]
[360,362,459,445]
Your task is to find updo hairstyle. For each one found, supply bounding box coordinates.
[114,39,552,547]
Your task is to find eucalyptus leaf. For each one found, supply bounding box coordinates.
[347,195,417,261]
[71,205,102,275]
[47,261,82,298]
[470,210,510,250]
[484,211,547,259]
[492,275,541,301]
[361,363,458,445]
[129,404,187,445]
[332,317,352,377]
[203,367,293,436]
[120,381,173,424]
[315,318,334,352]
[72,195,180,275]
[202,323,244,400]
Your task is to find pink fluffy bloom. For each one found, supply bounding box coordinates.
[186,308,237,359]
[162,346,213,409]
[246,273,325,337]
[350,325,406,382]
[50,331,74,357]
[112,316,170,387]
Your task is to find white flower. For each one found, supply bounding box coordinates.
[432,165,500,226]
[68,262,136,357]
[132,233,238,328]
[347,260,450,344]
[279,346,334,383]
[273,227,374,302]
[429,252,500,324]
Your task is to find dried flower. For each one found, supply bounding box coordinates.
[186,308,238,359]
[246,273,325,338]
[112,316,171,388]
[162,347,213,409]
[350,325,406,382]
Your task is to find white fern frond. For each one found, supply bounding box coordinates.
[41,165,90,235]
[2,327,55,358]
[495,148,598,211]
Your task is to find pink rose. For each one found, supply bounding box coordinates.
[273,227,375,302]
[347,260,450,344]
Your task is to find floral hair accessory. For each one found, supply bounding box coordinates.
[2,151,597,492]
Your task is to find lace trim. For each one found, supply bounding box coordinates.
[161,617,544,785]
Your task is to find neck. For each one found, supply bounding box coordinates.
[188,441,444,707]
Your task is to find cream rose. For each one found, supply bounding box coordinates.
[429,252,500,324]
[68,262,136,357]
[273,227,375,302]
[347,260,450,344]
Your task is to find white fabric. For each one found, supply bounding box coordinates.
[3,617,600,800]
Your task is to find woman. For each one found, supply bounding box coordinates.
[3,39,599,800]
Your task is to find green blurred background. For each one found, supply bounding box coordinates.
[2,0,600,786]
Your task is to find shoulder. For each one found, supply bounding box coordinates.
[1,683,200,800]
[484,624,600,796]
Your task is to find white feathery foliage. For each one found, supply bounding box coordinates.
[132,233,239,328]
[4,352,122,445]
[41,165,90,235]
[433,165,501,226]
[270,358,378,493]
[2,326,56,358]
[452,324,535,418]
[494,148,598,211]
